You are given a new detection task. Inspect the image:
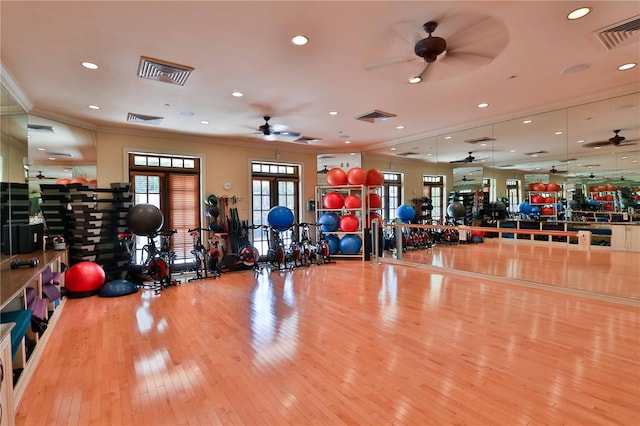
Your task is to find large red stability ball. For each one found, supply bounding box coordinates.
[366,169,384,187]
[344,194,362,210]
[65,261,105,295]
[70,177,89,185]
[368,193,382,209]
[326,168,348,186]
[367,212,382,228]
[323,191,344,209]
[339,214,359,232]
[531,195,544,204]
[126,204,164,236]
[546,182,561,192]
[347,167,367,185]
[56,178,71,185]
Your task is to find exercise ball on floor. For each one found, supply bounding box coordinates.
[325,234,340,255]
[65,261,105,298]
[396,204,416,222]
[326,168,348,186]
[318,212,340,232]
[99,279,138,297]
[267,205,295,231]
[126,204,164,236]
[339,234,362,255]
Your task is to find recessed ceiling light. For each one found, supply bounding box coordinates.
[554,131,563,135]
[478,103,489,108]
[88,105,100,110]
[567,7,591,20]
[509,149,516,153]
[480,143,487,147]
[81,61,98,70]
[621,156,629,159]
[329,111,338,116]
[444,136,452,140]
[344,140,351,144]
[576,139,584,144]
[200,120,210,125]
[48,157,55,160]
[408,76,421,84]
[396,125,404,130]
[632,160,638,163]
[594,146,602,150]
[522,120,533,124]
[531,154,538,157]
[291,35,308,46]
[618,63,637,71]
[231,91,243,97]
[390,147,396,151]
[37,147,46,151]
[350,152,356,156]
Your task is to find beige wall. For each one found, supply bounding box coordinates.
[96,131,318,224]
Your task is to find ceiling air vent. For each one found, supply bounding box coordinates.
[27,124,55,133]
[138,56,194,86]
[464,136,495,144]
[524,150,548,156]
[355,109,397,123]
[396,151,420,157]
[127,113,164,125]
[594,15,640,50]
[46,151,72,158]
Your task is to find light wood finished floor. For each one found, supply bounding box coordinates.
[15,257,640,425]
[387,238,640,302]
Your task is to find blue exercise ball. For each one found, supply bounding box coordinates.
[267,206,294,231]
[518,201,532,215]
[530,206,541,214]
[339,234,362,255]
[99,279,138,298]
[318,212,340,232]
[325,234,340,255]
[396,204,416,222]
[557,203,564,211]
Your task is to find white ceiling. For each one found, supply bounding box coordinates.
[1,1,639,180]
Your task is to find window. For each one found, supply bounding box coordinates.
[422,175,444,223]
[379,172,402,222]
[129,153,200,266]
[251,161,300,255]
[506,179,521,212]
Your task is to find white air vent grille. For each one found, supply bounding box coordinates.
[524,150,548,156]
[28,124,55,133]
[465,136,495,144]
[355,109,397,123]
[396,151,420,157]
[127,113,164,125]
[594,15,640,50]
[138,56,194,86]
[46,151,72,157]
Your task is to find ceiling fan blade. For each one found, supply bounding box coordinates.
[447,16,504,49]
[443,51,492,69]
[364,56,420,71]
[391,21,423,46]
[582,140,611,148]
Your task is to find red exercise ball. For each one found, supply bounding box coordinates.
[326,168,348,186]
[56,178,71,185]
[65,261,105,295]
[544,197,554,204]
[531,182,546,192]
[339,214,359,232]
[323,191,344,209]
[367,212,382,228]
[344,194,362,210]
[368,193,382,209]
[347,167,367,185]
[546,182,560,192]
[531,195,544,204]
[70,177,89,184]
[366,169,384,187]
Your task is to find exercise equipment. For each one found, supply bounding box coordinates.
[326,167,348,186]
[126,204,164,236]
[318,212,339,232]
[339,234,362,255]
[346,167,366,185]
[447,201,466,218]
[368,193,382,209]
[56,178,71,185]
[322,192,344,209]
[366,169,384,187]
[65,261,105,297]
[10,257,39,269]
[267,206,295,231]
[519,201,532,215]
[99,279,138,297]
[397,204,416,222]
[339,214,359,232]
[343,194,361,210]
[325,234,340,255]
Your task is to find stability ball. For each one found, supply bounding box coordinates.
[323,191,344,209]
[267,206,295,231]
[519,201,532,215]
[367,212,382,228]
[547,182,561,192]
[366,169,384,187]
[347,167,367,185]
[56,178,71,185]
[66,261,105,297]
[396,204,416,222]
[326,168,348,186]
[126,204,164,236]
[339,234,362,255]
[325,234,340,255]
[344,194,361,210]
[70,177,89,185]
[339,214,359,232]
[368,193,382,209]
[318,212,340,232]
[447,201,466,218]
[99,279,138,297]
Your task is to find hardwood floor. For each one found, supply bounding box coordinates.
[15,253,640,425]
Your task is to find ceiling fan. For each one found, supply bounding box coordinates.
[582,130,639,148]
[461,176,476,182]
[450,152,477,163]
[317,165,330,174]
[254,116,314,144]
[33,170,56,180]
[549,166,568,174]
